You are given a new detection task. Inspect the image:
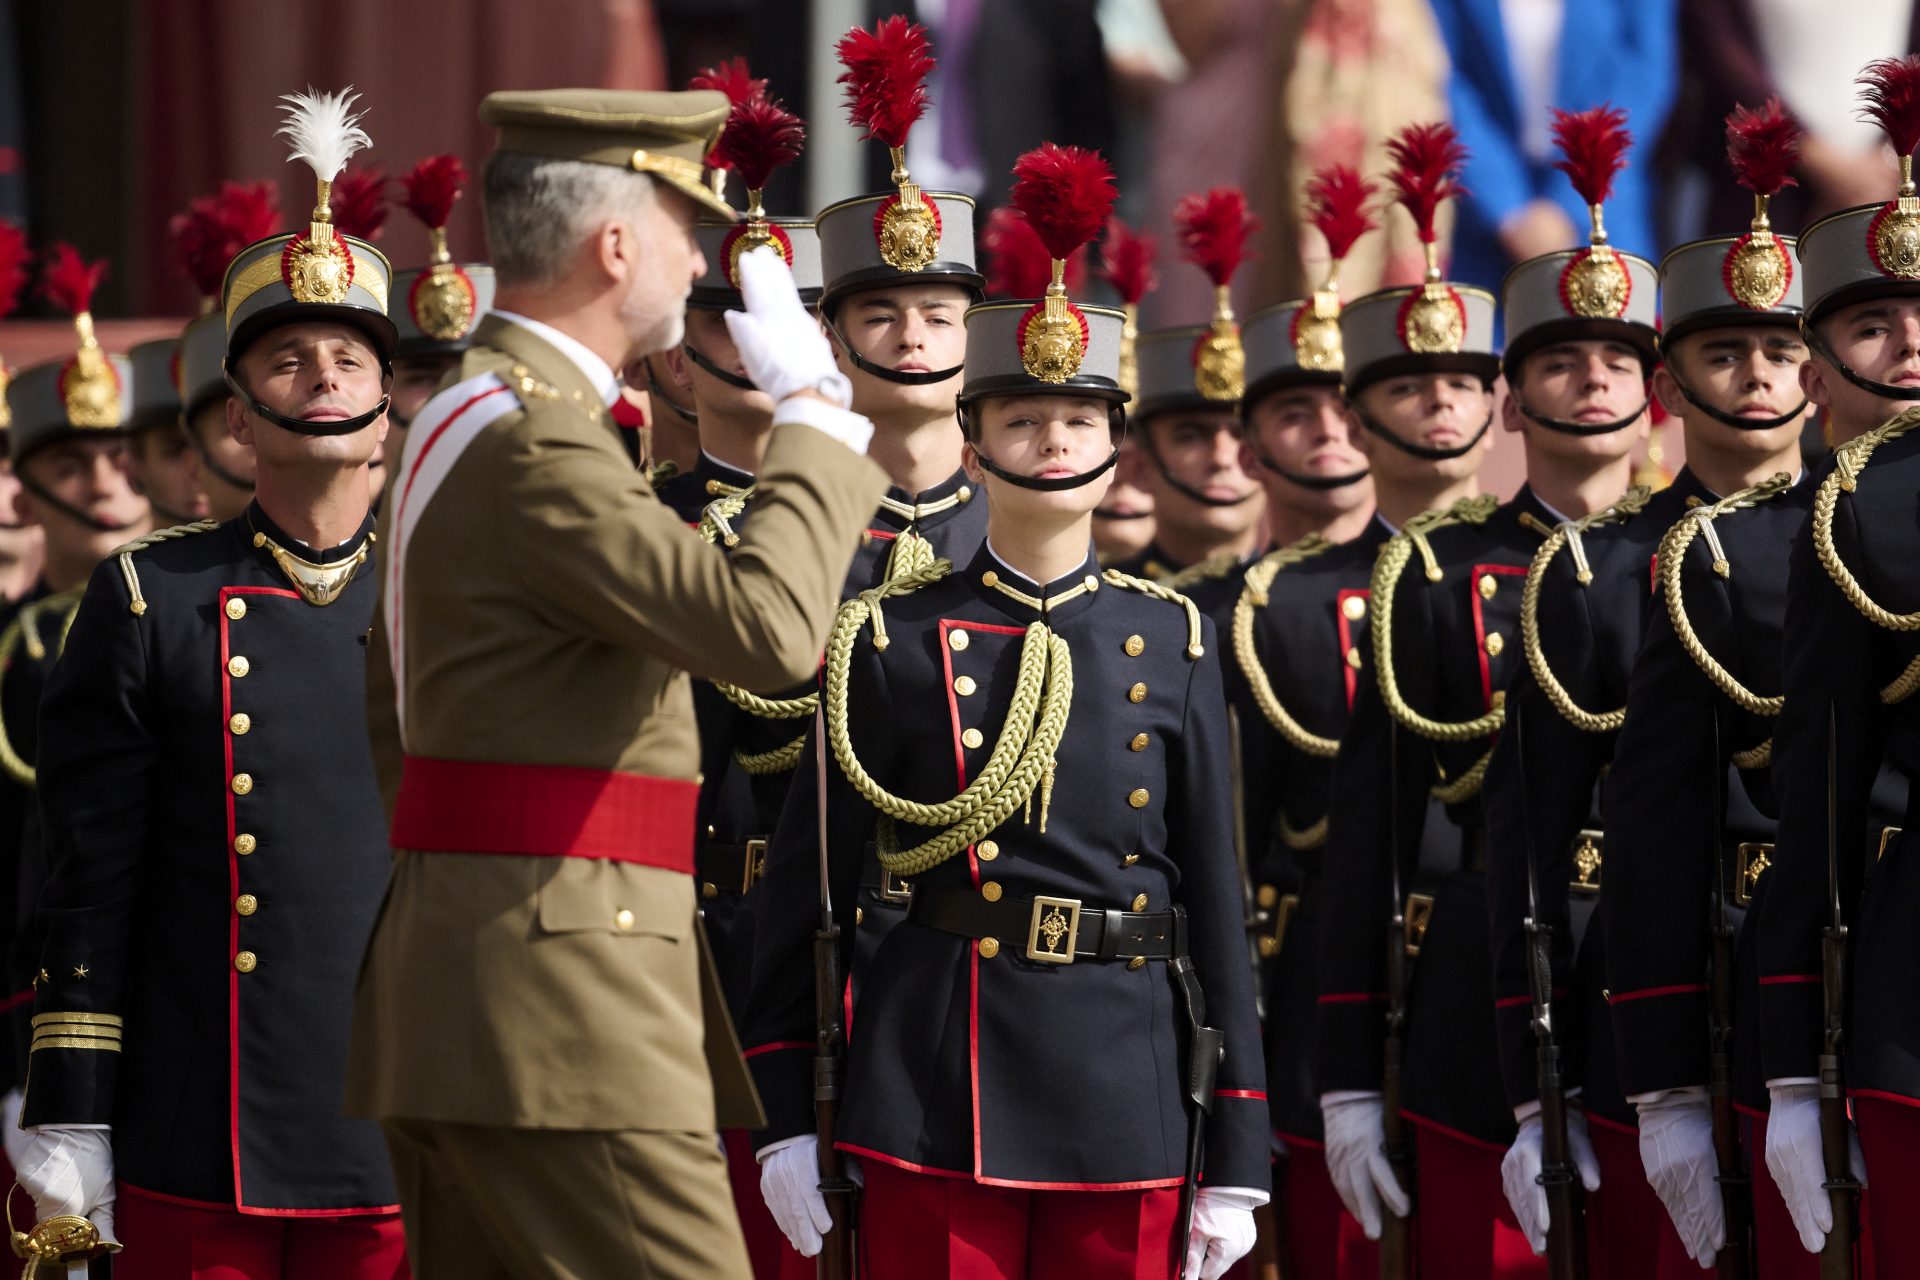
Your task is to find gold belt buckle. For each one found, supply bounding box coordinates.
[1878,825,1904,862]
[1404,893,1434,957]
[1258,893,1300,959]
[878,870,913,904]
[1569,829,1603,895]
[1733,842,1773,908]
[742,839,768,894]
[1026,896,1082,964]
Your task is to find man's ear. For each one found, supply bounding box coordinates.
[1801,355,1832,409]
[225,393,256,449]
[594,218,632,285]
[960,438,984,483]
[660,346,695,394]
[10,476,37,530]
[1651,366,1688,420]
[1499,383,1526,437]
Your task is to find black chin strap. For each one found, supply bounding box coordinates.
[16,471,143,534]
[826,318,964,386]
[683,342,758,392]
[640,356,700,427]
[1247,439,1370,491]
[1662,371,1808,432]
[223,371,389,438]
[180,416,256,494]
[1802,323,1920,403]
[1138,434,1261,509]
[1092,506,1152,521]
[1512,395,1651,437]
[974,447,1121,492]
[1353,406,1495,460]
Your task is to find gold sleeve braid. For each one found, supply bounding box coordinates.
[1232,534,1339,758]
[823,557,1077,878]
[1518,486,1651,735]
[1809,406,1920,707]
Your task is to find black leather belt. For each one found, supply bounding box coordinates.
[697,838,767,896]
[908,886,1188,964]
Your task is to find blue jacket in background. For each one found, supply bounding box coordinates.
[1429,0,1677,298]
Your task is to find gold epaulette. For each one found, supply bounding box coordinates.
[1659,473,1795,764]
[1102,568,1206,660]
[112,520,220,618]
[1234,533,1340,757]
[1518,486,1653,734]
[1160,549,1243,593]
[506,364,560,402]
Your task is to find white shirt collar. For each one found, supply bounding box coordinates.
[490,309,622,407]
[986,538,1091,589]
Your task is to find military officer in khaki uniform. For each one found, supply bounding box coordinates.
[347,89,888,1280]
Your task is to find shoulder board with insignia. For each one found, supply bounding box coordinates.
[113,520,221,617]
[1102,568,1206,660]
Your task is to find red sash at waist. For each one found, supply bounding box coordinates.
[391,757,698,872]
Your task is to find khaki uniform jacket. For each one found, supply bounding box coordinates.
[346,315,886,1131]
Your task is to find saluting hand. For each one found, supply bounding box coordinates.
[724,247,853,412]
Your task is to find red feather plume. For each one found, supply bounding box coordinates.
[1009,143,1117,261]
[1099,216,1158,306]
[331,168,390,241]
[40,243,107,317]
[1385,122,1468,243]
[1858,56,1920,158]
[982,207,1087,298]
[1304,164,1378,262]
[1551,105,1632,207]
[836,17,934,148]
[690,57,768,108]
[401,155,468,231]
[0,223,27,320]
[170,181,283,299]
[1725,99,1801,196]
[712,96,806,192]
[1173,187,1257,286]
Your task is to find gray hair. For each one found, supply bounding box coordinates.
[482,152,657,290]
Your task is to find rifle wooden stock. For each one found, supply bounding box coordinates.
[1380,909,1412,1280]
[813,921,856,1280]
[1527,917,1585,1280]
[1248,1200,1284,1280]
[1708,916,1752,1279]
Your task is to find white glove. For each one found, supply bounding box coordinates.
[1635,1088,1724,1267]
[1500,1104,1601,1256]
[724,248,852,410]
[15,1126,116,1246]
[1320,1091,1410,1239]
[1182,1187,1263,1279]
[757,1135,833,1258]
[1764,1082,1867,1254]
[1,1087,29,1173]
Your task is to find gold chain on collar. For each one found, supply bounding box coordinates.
[1517,486,1651,734]
[0,592,82,786]
[1370,494,1508,746]
[247,519,372,607]
[1232,533,1339,757]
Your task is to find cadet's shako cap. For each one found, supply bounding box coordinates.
[478,88,736,220]
[9,246,130,463]
[1501,106,1659,375]
[693,218,821,309]
[1242,164,1380,410]
[685,69,816,309]
[126,338,183,432]
[393,154,494,357]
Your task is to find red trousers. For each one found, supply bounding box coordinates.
[113,1183,409,1280]
[1409,1118,1543,1280]
[857,1160,1182,1280]
[1276,1139,1378,1280]
[1583,1116,1695,1279]
[1845,1095,1911,1279]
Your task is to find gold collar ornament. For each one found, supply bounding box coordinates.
[275,89,373,307]
[250,522,373,607]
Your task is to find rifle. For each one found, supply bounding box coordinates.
[1705,714,1752,1278]
[1380,723,1413,1280]
[1170,925,1225,1280]
[1818,706,1857,1280]
[812,711,857,1279]
[1512,710,1585,1279]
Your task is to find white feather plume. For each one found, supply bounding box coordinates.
[276,86,371,183]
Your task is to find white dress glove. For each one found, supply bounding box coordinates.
[757,1135,833,1258]
[1182,1187,1263,1279]
[1320,1091,1410,1240]
[724,247,853,411]
[16,1126,116,1246]
[1764,1082,1867,1254]
[1500,1103,1601,1256]
[1635,1088,1724,1267]
[1,1087,30,1173]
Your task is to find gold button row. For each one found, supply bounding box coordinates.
[955,675,976,696]
[235,894,257,916]
[234,833,257,855]
[1342,596,1367,620]
[231,773,253,796]
[977,840,999,861]
[228,655,250,678]
[234,951,257,973]
[226,597,247,620]
[1124,634,1145,657]
[962,727,984,749]
[229,713,251,735]
[1128,682,1148,703]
